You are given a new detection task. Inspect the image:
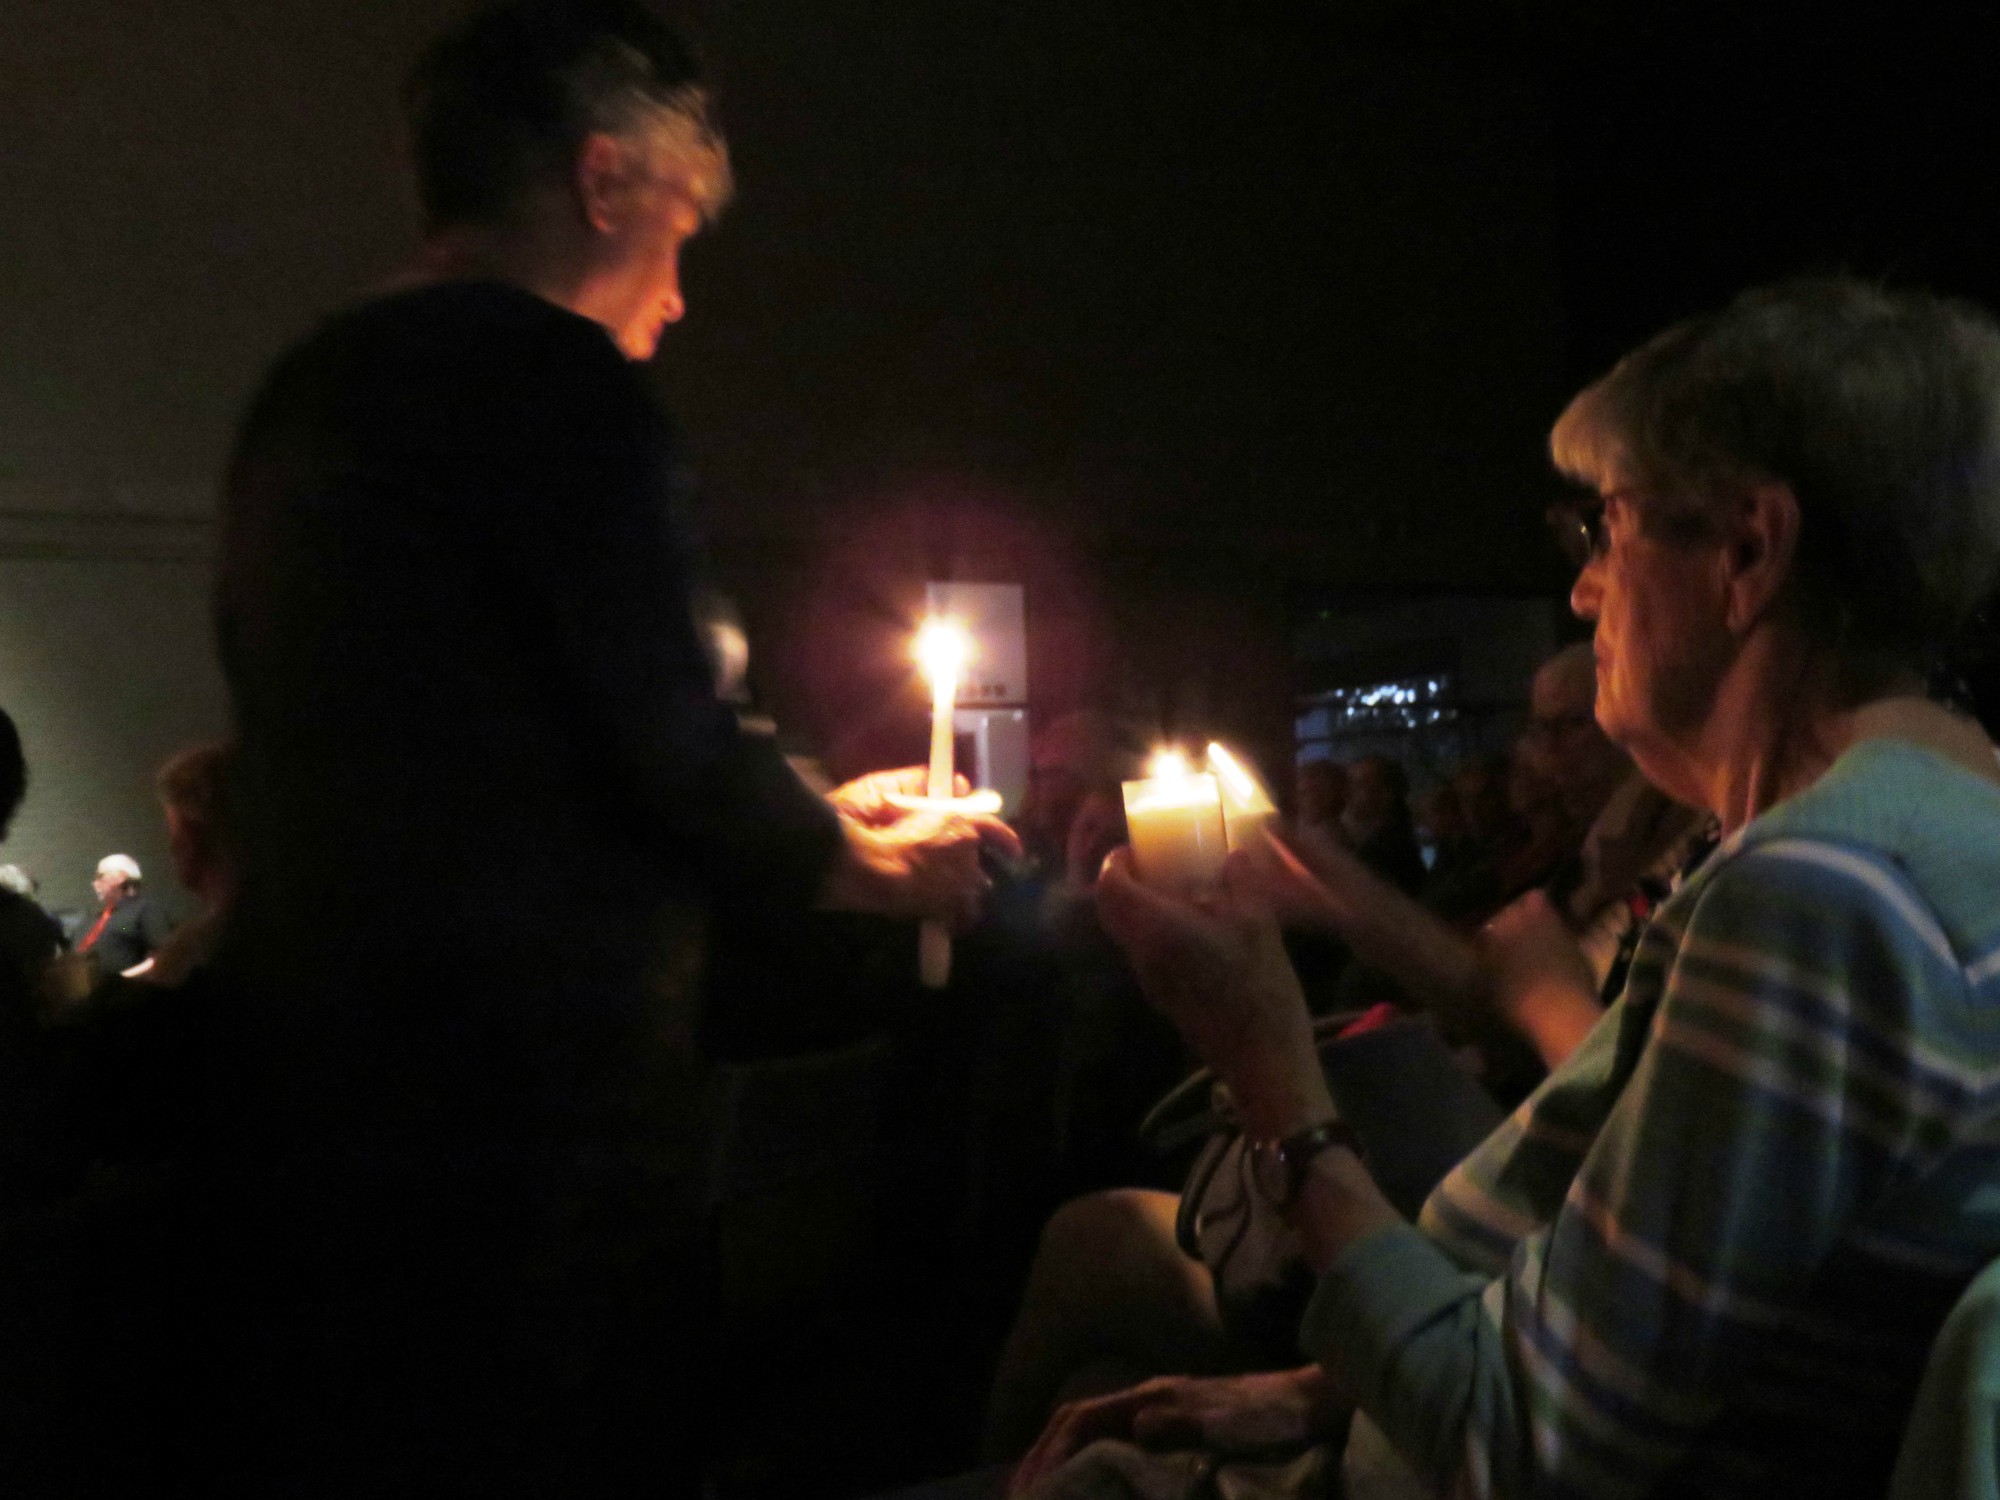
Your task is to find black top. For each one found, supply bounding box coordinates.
[78,894,171,977]
[194,282,846,1491]
[220,281,840,1012]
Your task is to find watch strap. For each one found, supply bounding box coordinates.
[1258,1117,1362,1206]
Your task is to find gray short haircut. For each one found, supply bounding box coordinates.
[407,0,732,229]
[1551,277,2000,672]
[567,49,732,214]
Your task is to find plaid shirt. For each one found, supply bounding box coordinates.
[1303,738,2000,1499]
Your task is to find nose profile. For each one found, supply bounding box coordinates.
[1570,558,1603,620]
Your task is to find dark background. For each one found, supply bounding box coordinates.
[657,0,2000,773]
[5,1,1997,783]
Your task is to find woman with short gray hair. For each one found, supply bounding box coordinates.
[1025,279,2000,1499]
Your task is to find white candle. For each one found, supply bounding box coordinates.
[1122,749,1227,893]
[914,619,971,988]
[1207,741,1277,854]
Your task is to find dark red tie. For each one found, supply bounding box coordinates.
[76,904,115,954]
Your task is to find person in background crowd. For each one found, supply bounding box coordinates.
[73,855,171,981]
[1336,756,1425,894]
[1411,781,1466,878]
[1291,760,1347,849]
[129,742,235,988]
[1518,641,1630,832]
[979,645,1686,1465]
[1035,277,2000,1500]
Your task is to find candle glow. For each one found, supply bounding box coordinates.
[1122,744,1227,891]
[915,616,973,988]
[915,618,972,695]
[1206,741,1277,853]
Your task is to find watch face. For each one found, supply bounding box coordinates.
[1249,1137,1292,1205]
[1249,1121,1355,1206]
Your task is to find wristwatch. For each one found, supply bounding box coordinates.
[1250,1118,1362,1208]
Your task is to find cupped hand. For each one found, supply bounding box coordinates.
[1009,1369,1340,1497]
[827,765,970,825]
[819,767,1022,929]
[1095,847,1332,1141]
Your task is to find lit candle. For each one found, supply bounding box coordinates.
[1121,748,1227,893]
[1207,741,1277,854]
[914,618,972,987]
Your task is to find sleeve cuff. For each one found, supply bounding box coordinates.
[1301,1221,1490,1409]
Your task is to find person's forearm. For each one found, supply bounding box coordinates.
[1505,979,1603,1071]
[1293,1145,1403,1275]
[1323,876,1483,1011]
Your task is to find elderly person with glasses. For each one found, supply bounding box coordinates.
[1019,280,2000,1500]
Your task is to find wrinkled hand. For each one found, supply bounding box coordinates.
[1009,1369,1341,1497]
[820,766,1022,929]
[828,766,970,825]
[1096,847,1331,1140]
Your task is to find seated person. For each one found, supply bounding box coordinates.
[983,555,1703,1477]
[1293,643,1706,1082]
[1014,279,2000,1499]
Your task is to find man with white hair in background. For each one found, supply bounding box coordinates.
[75,854,171,979]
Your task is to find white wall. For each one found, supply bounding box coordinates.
[0,538,228,919]
[0,0,463,920]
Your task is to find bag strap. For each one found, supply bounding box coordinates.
[1138,1010,1368,1155]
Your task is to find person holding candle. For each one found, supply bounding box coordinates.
[110,4,1022,1497]
[1016,280,2000,1500]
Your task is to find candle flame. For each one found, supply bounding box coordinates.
[915,618,972,687]
[1146,747,1195,781]
[1206,742,1274,811]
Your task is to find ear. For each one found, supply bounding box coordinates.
[1720,480,1801,636]
[574,132,630,235]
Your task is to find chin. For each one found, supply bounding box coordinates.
[1593,699,1642,755]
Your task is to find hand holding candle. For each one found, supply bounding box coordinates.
[818,765,1018,928]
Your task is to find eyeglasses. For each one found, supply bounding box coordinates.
[1546,500,1606,570]
[1548,486,1718,569]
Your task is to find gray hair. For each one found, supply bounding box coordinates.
[407,0,732,228]
[1551,277,2000,673]
[569,49,733,216]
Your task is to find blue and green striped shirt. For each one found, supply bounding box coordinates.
[1302,738,2000,1498]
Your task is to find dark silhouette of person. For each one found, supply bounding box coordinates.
[98,4,1013,1495]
